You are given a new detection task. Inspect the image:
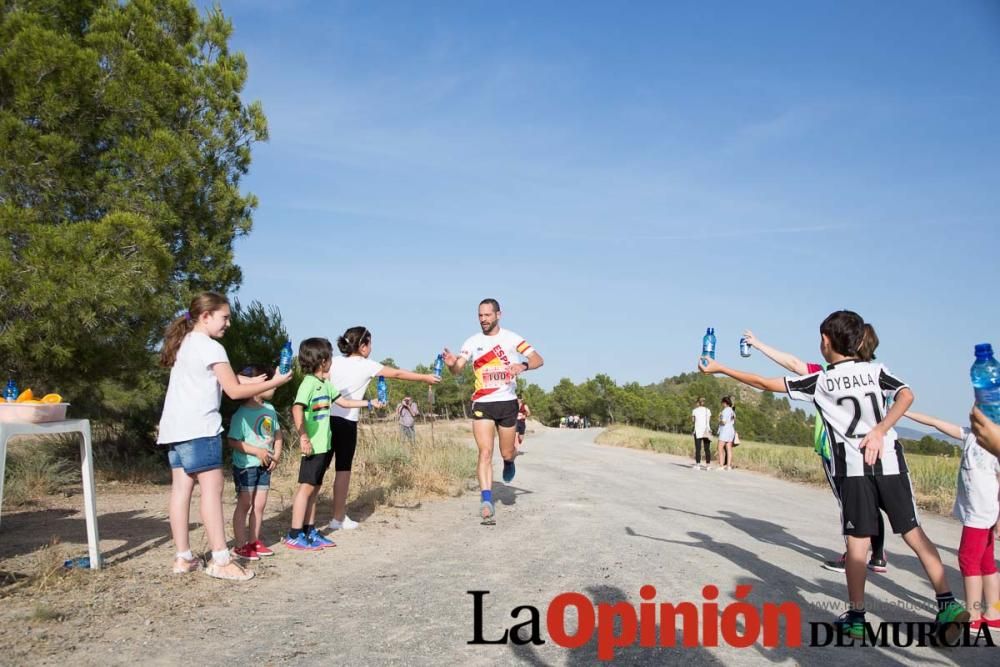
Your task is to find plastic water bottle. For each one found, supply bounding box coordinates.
[971,343,1000,424]
[377,376,388,404]
[278,341,293,374]
[701,328,716,359]
[4,378,16,403]
[740,336,752,358]
[432,354,444,379]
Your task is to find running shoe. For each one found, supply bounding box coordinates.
[502,460,516,483]
[971,618,1000,631]
[232,543,259,561]
[307,528,336,549]
[822,554,847,573]
[935,601,971,644]
[480,500,496,525]
[283,532,322,551]
[833,612,866,640]
[251,540,274,557]
[328,516,359,531]
[867,554,888,573]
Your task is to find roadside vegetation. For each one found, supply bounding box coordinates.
[597,425,959,515]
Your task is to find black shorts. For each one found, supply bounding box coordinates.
[298,450,334,486]
[471,399,519,428]
[330,416,359,472]
[516,420,526,435]
[834,474,920,537]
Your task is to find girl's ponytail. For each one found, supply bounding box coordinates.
[337,326,371,356]
[857,323,880,361]
[159,291,229,367]
[160,314,195,367]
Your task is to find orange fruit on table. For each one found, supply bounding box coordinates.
[15,389,33,403]
[41,393,62,404]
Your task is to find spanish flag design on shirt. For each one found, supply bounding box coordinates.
[459,328,535,403]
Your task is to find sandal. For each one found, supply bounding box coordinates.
[172,555,201,574]
[204,559,254,582]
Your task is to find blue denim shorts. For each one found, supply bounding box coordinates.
[166,435,223,474]
[233,465,271,493]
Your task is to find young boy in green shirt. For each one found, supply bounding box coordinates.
[286,338,381,550]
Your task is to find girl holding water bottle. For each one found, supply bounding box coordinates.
[326,326,440,530]
[157,292,292,581]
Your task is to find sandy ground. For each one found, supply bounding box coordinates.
[0,426,996,666]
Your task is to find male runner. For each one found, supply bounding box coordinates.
[443,299,544,524]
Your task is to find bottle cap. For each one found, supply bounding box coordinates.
[975,343,994,358]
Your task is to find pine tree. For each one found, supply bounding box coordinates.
[0,0,267,433]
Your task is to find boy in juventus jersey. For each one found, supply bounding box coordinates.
[442,298,544,524]
[699,311,968,641]
[740,328,888,573]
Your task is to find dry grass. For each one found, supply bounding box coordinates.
[2,441,80,506]
[1,419,478,600]
[249,419,477,519]
[596,425,960,515]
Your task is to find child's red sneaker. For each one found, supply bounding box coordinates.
[252,540,274,557]
[233,543,259,561]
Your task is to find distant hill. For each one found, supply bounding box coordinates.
[896,426,961,446]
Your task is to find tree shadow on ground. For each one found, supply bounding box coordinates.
[0,507,171,567]
[507,583,725,666]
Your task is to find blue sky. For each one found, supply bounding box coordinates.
[211,0,999,424]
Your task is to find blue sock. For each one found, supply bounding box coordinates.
[481,490,492,503]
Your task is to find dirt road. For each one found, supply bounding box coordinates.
[2,426,995,665]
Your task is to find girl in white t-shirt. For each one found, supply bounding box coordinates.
[325,326,440,530]
[157,292,291,581]
[904,410,1000,630]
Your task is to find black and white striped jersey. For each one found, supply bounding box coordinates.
[785,359,908,477]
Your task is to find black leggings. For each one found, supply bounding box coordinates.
[330,416,358,472]
[694,437,711,464]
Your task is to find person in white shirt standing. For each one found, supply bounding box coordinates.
[326,326,439,531]
[443,299,544,525]
[691,397,712,469]
[904,410,1000,631]
[157,292,291,581]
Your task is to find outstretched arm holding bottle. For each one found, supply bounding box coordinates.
[741,330,811,375]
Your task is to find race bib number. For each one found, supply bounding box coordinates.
[480,366,511,389]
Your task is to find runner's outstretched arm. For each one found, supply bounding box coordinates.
[742,330,810,375]
[698,357,786,393]
[903,411,964,441]
[442,347,467,374]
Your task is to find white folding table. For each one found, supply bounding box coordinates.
[0,419,101,569]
